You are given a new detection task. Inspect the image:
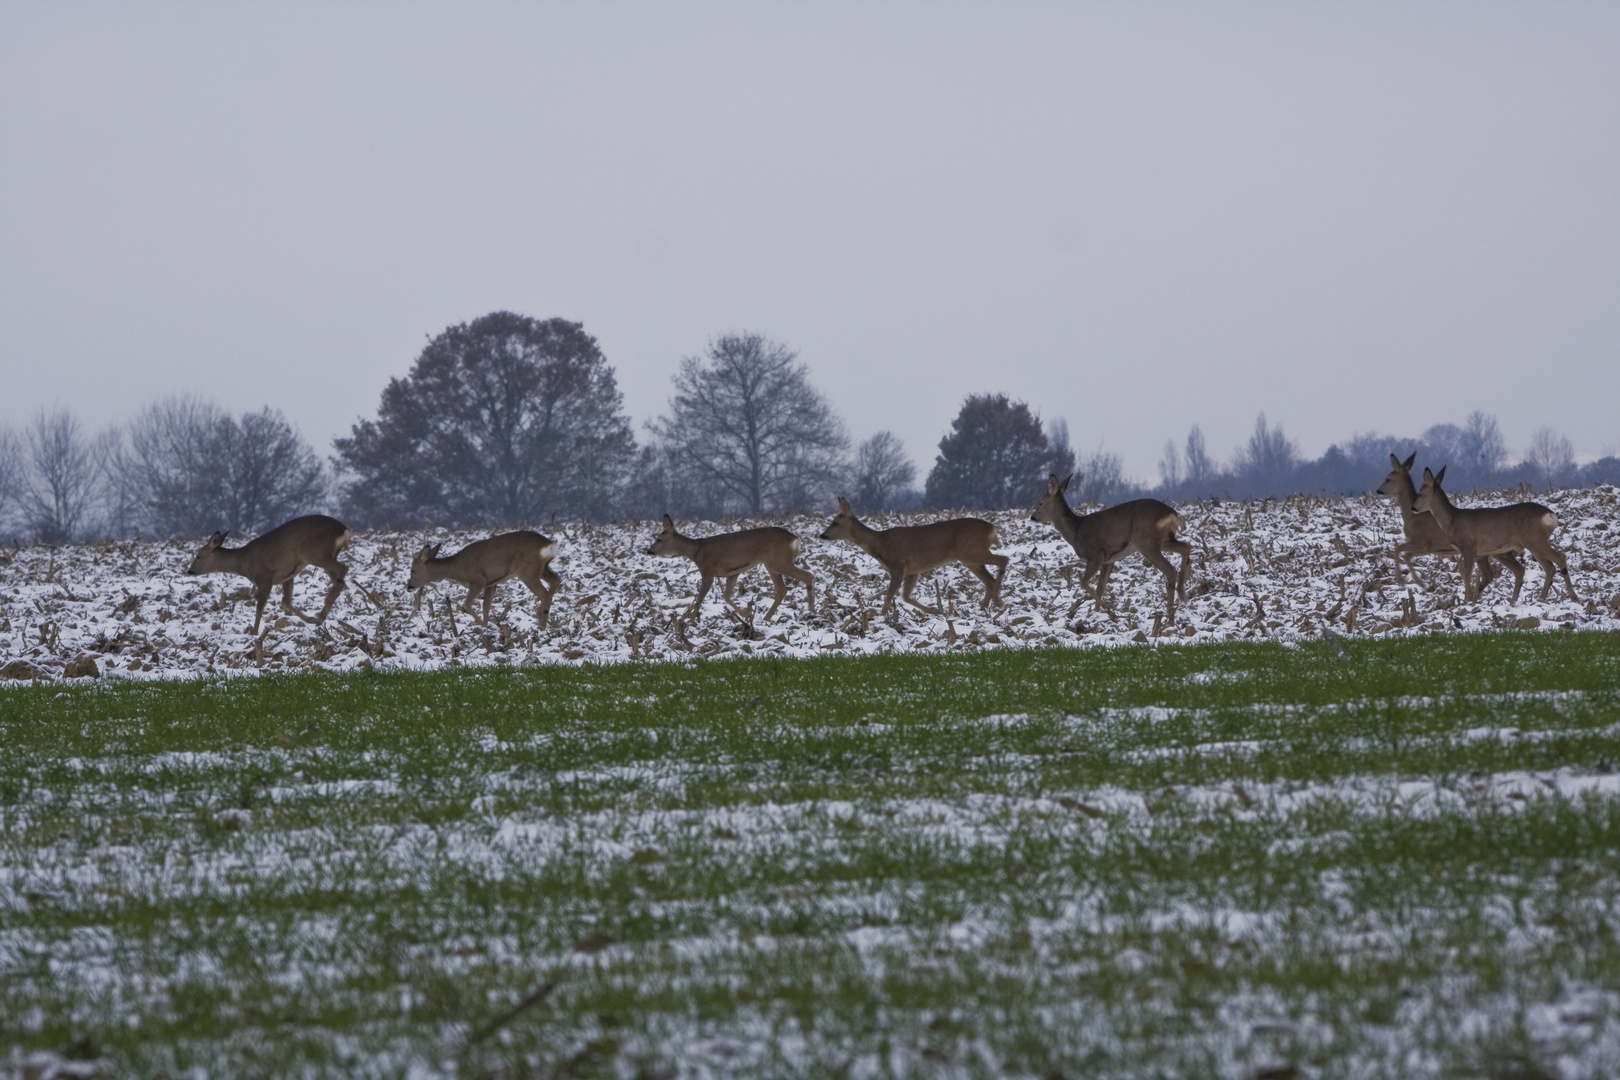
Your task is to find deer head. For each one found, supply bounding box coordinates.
[819,497,858,542]
[646,515,682,557]
[1030,474,1072,524]
[186,531,229,575]
[1376,452,1418,499]
[407,543,443,589]
[1412,465,1448,514]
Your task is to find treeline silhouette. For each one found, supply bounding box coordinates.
[1,309,1613,542]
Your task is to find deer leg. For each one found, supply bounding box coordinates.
[1490,553,1516,605]
[1556,551,1577,601]
[984,553,1009,606]
[783,564,815,614]
[1163,538,1193,599]
[252,582,272,634]
[280,579,304,619]
[883,572,903,615]
[763,571,787,621]
[1141,548,1180,617]
[518,568,557,628]
[311,558,348,623]
[720,574,753,622]
[462,584,482,619]
[1392,544,1408,584]
[1067,562,1101,619]
[686,573,715,620]
[901,574,942,615]
[1094,563,1115,609]
[966,563,999,609]
[481,585,498,625]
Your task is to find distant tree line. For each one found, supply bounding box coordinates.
[1152,411,1620,502]
[2,308,1614,541]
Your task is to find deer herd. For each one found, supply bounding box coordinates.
[182,456,1579,637]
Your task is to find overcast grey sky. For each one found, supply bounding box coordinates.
[3,1,1617,483]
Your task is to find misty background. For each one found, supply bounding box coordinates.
[2,2,1617,539]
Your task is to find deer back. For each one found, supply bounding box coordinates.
[869,517,998,575]
[411,531,556,589]
[190,515,351,581]
[688,527,801,577]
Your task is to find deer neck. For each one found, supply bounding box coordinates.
[200,546,251,576]
[419,554,464,584]
[668,531,704,562]
[845,516,889,563]
[1423,486,1458,533]
[1391,473,1422,526]
[1051,497,1089,550]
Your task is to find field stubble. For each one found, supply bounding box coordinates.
[1,486,1618,682]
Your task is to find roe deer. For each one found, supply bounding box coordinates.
[408,531,560,627]
[646,515,814,622]
[1376,453,1509,588]
[186,514,353,633]
[1413,466,1576,603]
[1031,474,1191,618]
[819,496,1006,615]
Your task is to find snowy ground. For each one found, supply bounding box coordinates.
[3,487,1618,681]
[6,676,1620,1078]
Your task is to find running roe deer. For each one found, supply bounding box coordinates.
[1376,452,1509,588]
[186,514,353,633]
[408,530,561,627]
[819,496,1006,615]
[646,515,814,622]
[1031,474,1191,618]
[1412,466,1576,603]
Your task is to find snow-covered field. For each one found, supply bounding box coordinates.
[3,487,1619,680]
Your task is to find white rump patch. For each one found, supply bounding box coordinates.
[541,541,559,559]
[791,537,802,554]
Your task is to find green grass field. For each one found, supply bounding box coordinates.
[4,631,1620,1079]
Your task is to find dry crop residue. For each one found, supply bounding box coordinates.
[2,486,1618,681]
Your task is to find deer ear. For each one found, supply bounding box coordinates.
[1421,467,1434,481]
[838,496,852,512]
[427,543,442,559]
[661,514,675,531]
[207,530,226,548]
[1402,452,1416,470]
[1435,465,1446,483]
[1059,474,1072,494]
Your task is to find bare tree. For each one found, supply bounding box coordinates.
[1074,448,1128,506]
[1158,439,1182,489]
[851,431,916,511]
[1046,418,1078,479]
[1459,411,1507,476]
[116,398,327,536]
[649,333,849,515]
[1524,426,1576,491]
[21,410,104,542]
[1184,425,1214,485]
[0,426,21,534]
[1233,413,1299,490]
